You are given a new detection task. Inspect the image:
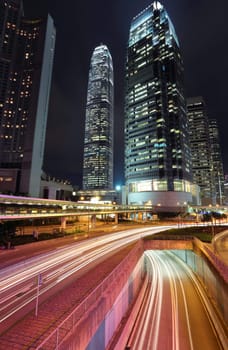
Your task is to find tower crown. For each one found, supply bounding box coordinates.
[153,1,163,10]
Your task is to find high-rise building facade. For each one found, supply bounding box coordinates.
[124,1,193,206]
[187,97,214,205]
[83,44,114,191]
[224,175,228,205]
[209,119,224,204]
[0,0,55,197]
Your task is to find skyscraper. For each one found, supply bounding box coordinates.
[187,97,214,205]
[0,0,55,197]
[209,119,224,204]
[124,1,192,206]
[83,44,114,191]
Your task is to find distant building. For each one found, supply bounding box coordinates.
[124,1,194,207]
[82,44,114,191]
[40,172,73,200]
[76,189,121,205]
[208,119,225,204]
[187,97,214,205]
[224,175,228,205]
[0,1,55,197]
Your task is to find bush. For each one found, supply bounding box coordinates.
[144,225,228,243]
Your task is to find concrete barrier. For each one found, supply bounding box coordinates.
[36,238,227,349]
[36,241,145,350]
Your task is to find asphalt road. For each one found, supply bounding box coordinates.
[0,225,172,333]
[125,250,226,350]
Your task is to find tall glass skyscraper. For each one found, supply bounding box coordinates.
[187,97,214,205]
[209,119,224,204]
[0,0,55,197]
[83,44,114,191]
[124,1,193,206]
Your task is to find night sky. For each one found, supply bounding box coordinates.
[23,0,228,188]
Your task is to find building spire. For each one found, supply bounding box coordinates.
[153,1,163,10]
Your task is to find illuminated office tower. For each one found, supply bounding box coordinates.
[83,44,114,191]
[0,0,55,197]
[124,1,193,206]
[209,119,224,204]
[187,97,214,205]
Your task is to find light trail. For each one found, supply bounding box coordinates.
[125,251,224,350]
[0,225,172,325]
[165,252,194,350]
[126,252,164,349]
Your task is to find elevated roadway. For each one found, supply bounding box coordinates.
[0,194,188,223]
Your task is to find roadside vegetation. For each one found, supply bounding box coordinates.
[144,225,228,243]
[0,221,85,249]
[0,218,227,248]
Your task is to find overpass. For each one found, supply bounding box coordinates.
[0,194,227,216]
[0,194,187,233]
[0,194,227,221]
[0,193,170,219]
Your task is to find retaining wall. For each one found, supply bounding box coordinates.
[37,238,227,349]
[58,241,145,350]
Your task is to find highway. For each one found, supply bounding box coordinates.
[125,250,225,350]
[0,225,171,330]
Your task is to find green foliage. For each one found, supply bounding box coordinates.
[0,230,66,247]
[144,225,228,243]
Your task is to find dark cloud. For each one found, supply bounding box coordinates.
[23,0,228,185]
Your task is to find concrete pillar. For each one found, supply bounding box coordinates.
[131,213,136,221]
[91,214,96,228]
[61,216,67,230]
[87,215,91,230]
[138,212,143,221]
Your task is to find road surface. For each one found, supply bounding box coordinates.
[0,225,171,331]
[125,250,226,350]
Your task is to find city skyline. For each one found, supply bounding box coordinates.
[23,0,228,187]
[124,2,194,206]
[82,44,114,191]
[0,1,55,196]
[187,97,215,204]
